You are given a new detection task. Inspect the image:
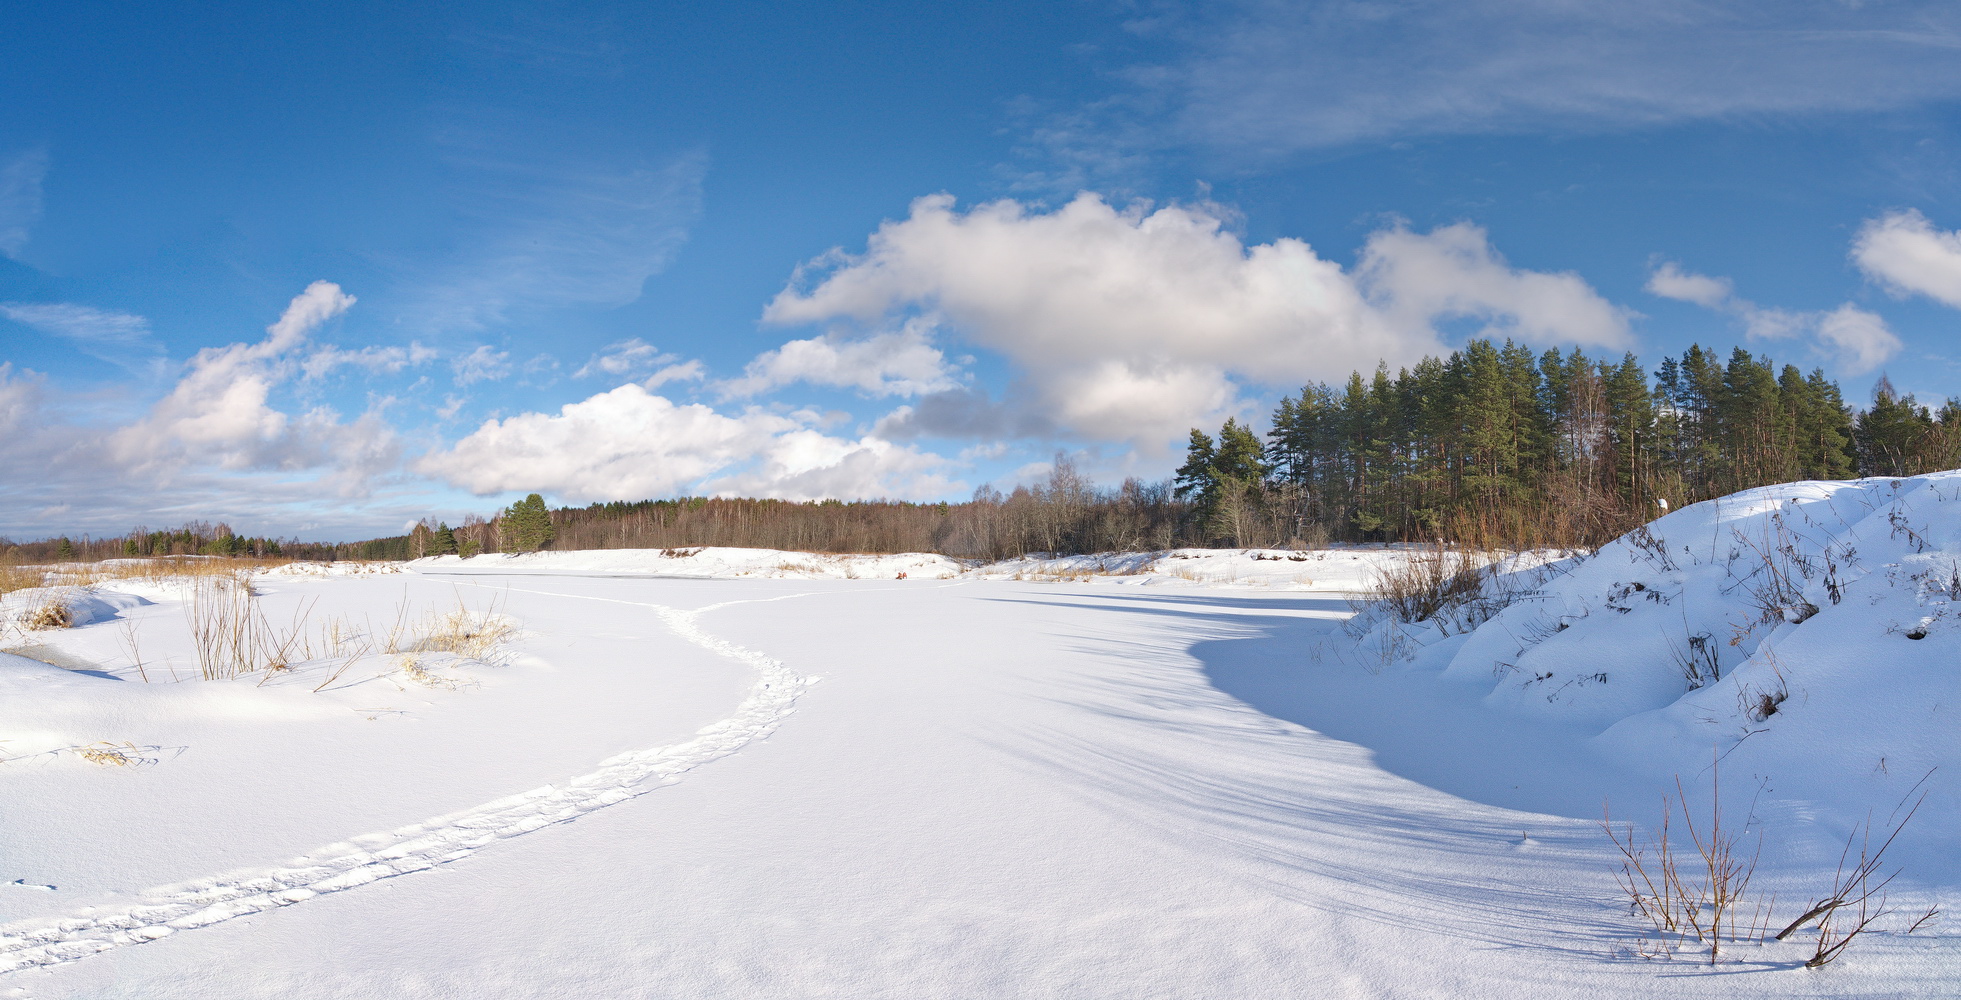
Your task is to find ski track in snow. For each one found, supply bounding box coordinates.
[0,582,818,975]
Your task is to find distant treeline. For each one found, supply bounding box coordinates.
[400,473,1184,562]
[2,522,411,564]
[13,340,1958,562]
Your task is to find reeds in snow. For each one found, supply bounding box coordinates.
[183,574,316,681]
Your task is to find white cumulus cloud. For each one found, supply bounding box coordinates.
[417,383,955,502]
[0,362,43,438]
[642,359,704,389]
[110,281,398,493]
[765,192,1629,449]
[1646,261,1901,374]
[1356,221,1633,348]
[720,317,959,399]
[703,429,958,500]
[1853,209,1961,309]
[570,338,704,390]
[1815,305,1904,377]
[1642,262,1732,310]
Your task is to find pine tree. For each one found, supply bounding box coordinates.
[1855,376,1935,477]
[435,522,459,555]
[1605,352,1655,505]
[1208,418,1271,545]
[1174,429,1219,507]
[505,494,556,553]
[1212,419,1268,484]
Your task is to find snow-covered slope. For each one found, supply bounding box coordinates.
[1348,473,1961,853]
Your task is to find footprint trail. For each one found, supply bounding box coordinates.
[0,589,812,974]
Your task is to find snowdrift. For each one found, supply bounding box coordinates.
[1348,473,1961,847]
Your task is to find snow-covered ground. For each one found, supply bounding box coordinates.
[418,542,1474,591]
[0,491,1954,996]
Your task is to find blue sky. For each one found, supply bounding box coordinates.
[9,1,1961,541]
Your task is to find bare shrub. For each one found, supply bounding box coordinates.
[1608,761,1935,968]
[1359,545,1490,625]
[1775,776,1932,968]
[185,575,259,680]
[116,619,150,683]
[1602,759,1767,963]
[1350,545,1534,636]
[1728,516,1819,629]
[312,629,373,693]
[1668,630,1722,690]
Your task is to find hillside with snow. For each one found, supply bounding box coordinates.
[1341,473,1960,857]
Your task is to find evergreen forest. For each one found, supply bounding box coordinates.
[1195,340,1961,548]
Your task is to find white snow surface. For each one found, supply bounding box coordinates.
[416,543,1462,591]
[0,498,1954,996]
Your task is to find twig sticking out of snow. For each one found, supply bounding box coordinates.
[1775,771,1934,968]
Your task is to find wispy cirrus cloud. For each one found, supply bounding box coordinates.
[402,151,707,332]
[1029,1,1961,179]
[451,345,513,386]
[0,147,48,259]
[0,301,163,372]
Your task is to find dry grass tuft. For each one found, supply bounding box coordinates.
[0,559,44,596]
[70,556,295,585]
[184,573,316,681]
[70,741,152,767]
[396,652,476,691]
[393,595,517,662]
[20,595,74,631]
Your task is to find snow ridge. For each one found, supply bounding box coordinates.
[0,592,813,974]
